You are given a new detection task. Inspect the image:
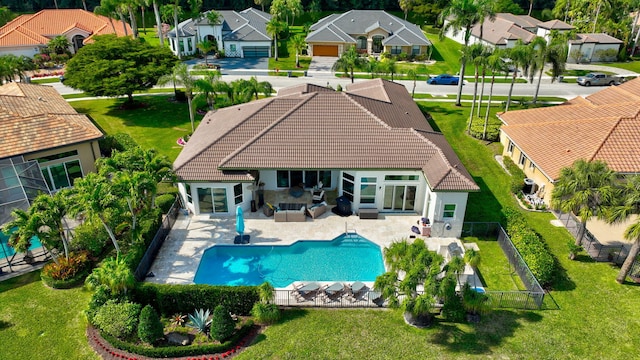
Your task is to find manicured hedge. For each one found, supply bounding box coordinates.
[99,133,139,157]
[102,321,255,358]
[503,156,526,194]
[132,283,260,317]
[155,193,177,213]
[469,117,501,142]
[502,207,557,287]
[123,209,162,272]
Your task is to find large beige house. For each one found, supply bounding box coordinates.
[0,83,103,225]
[305,10,431,57]
[498,77,640,204]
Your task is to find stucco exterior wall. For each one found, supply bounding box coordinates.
[23,141,100,176]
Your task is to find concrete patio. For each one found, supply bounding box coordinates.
[146,208,476,290]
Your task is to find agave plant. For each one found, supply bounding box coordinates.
[170,313,187,327]
[186,308,212,335]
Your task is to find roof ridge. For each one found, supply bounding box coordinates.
[218,95,312,167]
[343,92,392,130]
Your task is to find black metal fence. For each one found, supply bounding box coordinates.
[272,289,385,308]
[134,198,181,281]
[463,222,545,310]
[553,211,628,265]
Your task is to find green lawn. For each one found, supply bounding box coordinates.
[0,271,97,360]
[71,95,201,161]
[600,60,640,73]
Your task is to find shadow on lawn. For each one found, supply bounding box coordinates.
[0,319,12,330]
[0,270,41,293]
[430,310,542,354]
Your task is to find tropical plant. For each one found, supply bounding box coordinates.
[251,282,281,324]
[567,240,583,260]
[551,159,618,246]
[2,209,39,259]
[466,43,488,133]
[85,256,136,295]
[138,305,164,344]
[197,39,216,65]
[48,35,71,55]
[333,46,365,83]
[158,63,197,133]
[374,238,444,327]
[290,34,306,68]
[464,248,481,269]
[94,1,118,34]
[504,40,532,112]
[266,18,287,61]
[603,175,640,283]
[93,300,141,339]
[461,283,490,322]
[170,313,187,327]
[194,70,223,110]
[210,305,235,342]
[186,308,212,335]
[406,69,418,97]
[29,192,72,260]
[161,0,183,58]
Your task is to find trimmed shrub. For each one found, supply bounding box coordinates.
[502,207,557,286]
[138,305,164,344]
[503,157,526,194]
[72,219,110,256]
[211,305,235,342]
[250,303,281,325]
[99,133,140,157]
[41,251,92,288]
[156,194,176,213]
[469,117,501,142]
[132,283,259,316]
[101,321,254,358]
[93,300,141,339]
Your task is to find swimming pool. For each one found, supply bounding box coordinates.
[0,229,42,260]
[194,234,385,288]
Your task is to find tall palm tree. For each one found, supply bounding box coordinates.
[30,192,73,261]
[197,40,215,65]
[194,70,222,109]
[551,159,618,246]
[2,208,38,257]
[505,40,531,112]
[112,171,156,231]
[123,0,140,38]
[242,76,273,100]
[94,3,118,34]
[151,0,164,46]
[158,64,196,133]
[483,50,505,139]
[406,69,418,97]
[70,173,122,255]
[530,36,547,105]
[290,34,306,68]
[398,0,414,20]
[439,0,484,106]
[466,43,487,133]
[266,19,287,61]
[332,46,365,83]
[254,0,270,12]
[604,175,640,283]
[162,1,183,59]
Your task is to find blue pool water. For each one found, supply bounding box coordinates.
[194,234,385,287]
[0,229,43,260]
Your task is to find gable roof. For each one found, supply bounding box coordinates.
[0,9,131,47]
[570,33,623,45]
[306,10,430,47]
[174,79,477,192]
[538,19,574,30]
[0,83,103,159]
[471,15,538,45]
[499,78,640,180]
[170,9,271,41]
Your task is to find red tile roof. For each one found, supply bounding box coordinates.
[0,83,103,159]
[0,9,131,47]
[174,79,478,192]
[499,78,640,180]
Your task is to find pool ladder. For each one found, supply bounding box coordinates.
[344,223,358,238]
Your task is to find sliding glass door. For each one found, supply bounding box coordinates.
[197,187,229,213]
[383,185,416,211]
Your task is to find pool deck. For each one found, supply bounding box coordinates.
[147,210,473,289]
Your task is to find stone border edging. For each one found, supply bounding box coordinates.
[87,325,259,360]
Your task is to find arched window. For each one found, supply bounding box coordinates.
[72,35,85,53]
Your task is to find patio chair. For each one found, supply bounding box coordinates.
[311,189,325,204]
[345,281,369,303]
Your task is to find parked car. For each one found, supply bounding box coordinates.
[576,72,623,86]
[427,74,460,85]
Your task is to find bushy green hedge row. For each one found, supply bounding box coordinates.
[503,157,526,194]
[503,207,557,287]
[123,209,162,272]
[155,193,177,213]
[102,321,254,358]
[132,283,260,317]
[99,133,139,157]
[469,117,501,142]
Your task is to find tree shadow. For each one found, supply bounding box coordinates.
[0,319,12,330]
[0,270,41,294]
[429,44,445,62]
[430,310,543,354]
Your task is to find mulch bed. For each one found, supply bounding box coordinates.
[86,325,260,360]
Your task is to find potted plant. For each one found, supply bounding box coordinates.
[567,241,583,260]
[374,238,443,328]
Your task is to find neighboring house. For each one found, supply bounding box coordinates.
[166,8,271,58]
[498,77,640,205]
[173,79,479,238]
[445,13,572,48]
[445,13,622,62]
[0,83,103,226]
[0,9,132,58]
[305,10,431,57]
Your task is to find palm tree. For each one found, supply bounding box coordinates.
[48,35,71,54]
[398,0,414,20]
[254,0,270,12]
[194,70,222,109]
[94,3,118,34]
[158,64,197,133]
[123,0,140,38]
[197,40,216,65]
[162,1,183,59]
[85,256,136,295]
[266,19,287,61]
[551,159,618,246]
[483,50,505,139]
[29,192,73,261]
[505,40,531,112]
[604,175,640,283]
[290,34,306,68]
[406,69,418,97]
[112,171,156,231]
[332,46,365,83]
[439,0,484,106]
[386,59,397,82]
[367,57,380,79]
[2,209,38,258]
[466,43,487,133]
[242,76,273,100]
[69,173,122,254]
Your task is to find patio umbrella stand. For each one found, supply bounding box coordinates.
[234,206,250,244]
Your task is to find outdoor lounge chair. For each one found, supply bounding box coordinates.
[321,282,345,303]
[345,281,369,303]
[293,282,322,302]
